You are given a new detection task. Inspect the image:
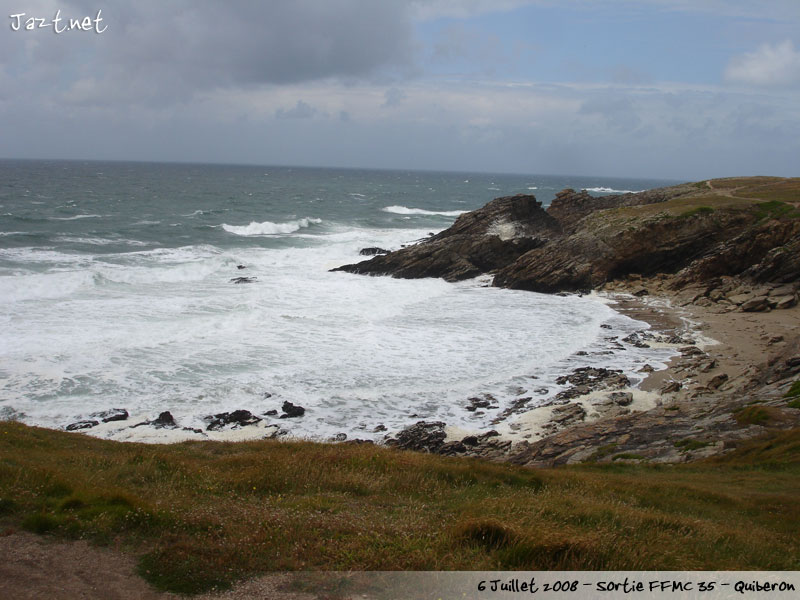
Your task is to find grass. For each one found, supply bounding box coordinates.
[733,405,784,426]
[784,380,800,399]
[752,200,800,221]
[588,176,799,228]
[674,439,713,452]
[678,206,714,218]
[1,422,800,594]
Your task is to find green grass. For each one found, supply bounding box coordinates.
[674,439,713,452]
[784,381,800,399]
[752,200,800,221]
[734,406,779,426]
[678,206,714,218]
[1,422,800,594]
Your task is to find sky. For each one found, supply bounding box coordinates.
[1,0,799,180]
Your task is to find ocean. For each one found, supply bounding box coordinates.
[0,159,679,442]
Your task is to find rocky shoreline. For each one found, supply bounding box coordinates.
[335,177,800,464]
[61,177,800,467]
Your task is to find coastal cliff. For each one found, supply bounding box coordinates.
[336,177,800,295]
[335,176,800,465]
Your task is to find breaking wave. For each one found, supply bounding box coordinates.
[382,205,466,217]
[222,218,321,236]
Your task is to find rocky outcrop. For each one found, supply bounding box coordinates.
[332,194,560,281]
[204,410,262,431]
[505,335,800,467]
[336,177,800,466]
[334,178,799,298]
[280,401,305,418]
[493,207,754,293]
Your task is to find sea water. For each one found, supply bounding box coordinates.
[0,160,679,441]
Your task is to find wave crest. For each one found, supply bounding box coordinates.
[382,205,467,217]
[222,218,321,236]
[585,187,642,194]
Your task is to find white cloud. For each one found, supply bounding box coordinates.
[725,40,800,87]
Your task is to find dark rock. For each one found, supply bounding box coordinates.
[89,408,129,423]
[331,433,348,442]
[632,288,649,297]
[465,396,494,412]
[609,391,634,406]
[151,411,178,429]
[132,411,179,430]
[549,403,586,425]
[638,364,655,373]
[182,427,204,434]
[680,346,705,357]
[555,367,629,390]
[373,424,387,432]
[359,247,390,256]
[462,435,479,446]
[494,397,534,422]
[384,421,447,453]
[661,381,682,394]
[706,373,729,390]
[773,294,798,310]
[230,276,257,284]
[237,264,247,270]
[741,295,770,312]
[622,332,650,348]
[600,324,612,329]
[280,401,305,418]
[439,441,468,455]
[263,392,273,399]
[66,420,99,431]
[700,359,718,373]
[205,409,261,431]
[333,194,560,282]
[264,410,278,416]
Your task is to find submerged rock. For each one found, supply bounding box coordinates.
[66,420,99,431]
[280,401,305,418]
[131,411,178,430]
[230,276,257,284]
[90,408,129,423]
[204,409,262,431]
[359,247,389,256]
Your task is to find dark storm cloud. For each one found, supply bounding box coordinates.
[5,0,414,104]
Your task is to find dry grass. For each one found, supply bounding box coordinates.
[1,422,799,594]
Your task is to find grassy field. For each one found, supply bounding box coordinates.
[594,176,800,225]
[1,422,799,594]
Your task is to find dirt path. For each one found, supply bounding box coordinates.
[0,530,318,600]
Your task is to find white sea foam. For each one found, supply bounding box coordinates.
[585,187,642,194]
[222,217,321,236]
[382,205,466,217]
[0,224,675,443]
[49,214,103,221]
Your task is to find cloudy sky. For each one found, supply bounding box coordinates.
[2,0,799,180]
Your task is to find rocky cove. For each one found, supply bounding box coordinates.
[62,177,800,467]
[332,176,800,465]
